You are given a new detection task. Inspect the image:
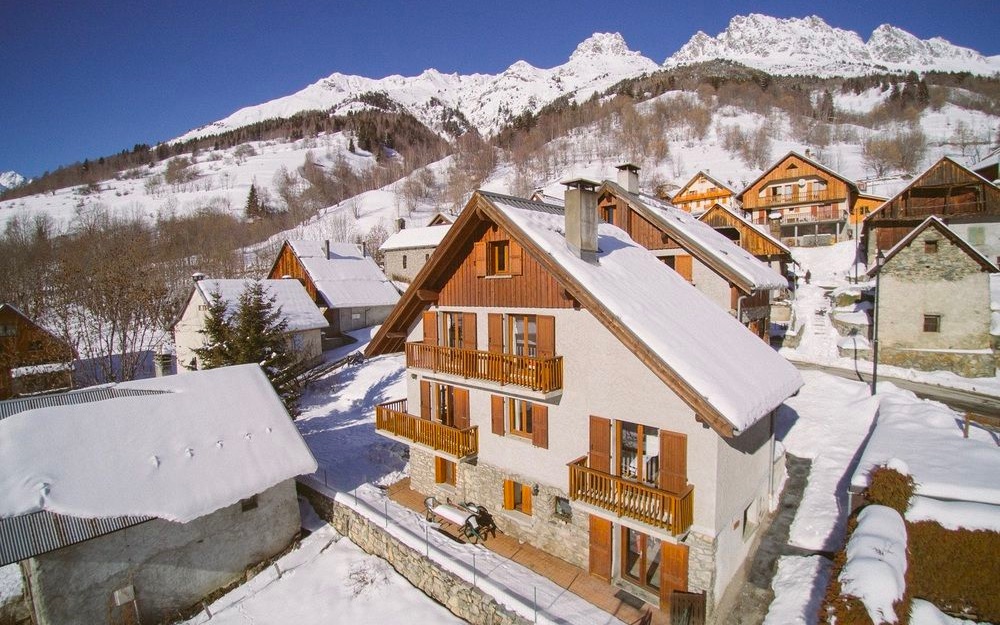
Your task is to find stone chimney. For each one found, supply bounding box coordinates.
[616,163,640,194]
[562,178,600,262]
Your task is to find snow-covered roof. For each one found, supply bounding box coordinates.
[10,362,73,378]
[195,279,328,333]
[379,225,451,251]
[698,203,792,256]
[0,364,317,525]
[488,192,802,433]
[867,216,1000,278]
[972,146,1000,173]
[672,170,737,199]
[285,240,401,308]
[605,182,788,291]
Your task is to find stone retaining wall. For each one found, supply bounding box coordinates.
[298,482,531,625]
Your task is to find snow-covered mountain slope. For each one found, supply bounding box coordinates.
[0,171,26,192]
[665,14,1000,77]
[173,32,660,143]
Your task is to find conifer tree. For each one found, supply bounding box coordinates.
[245,183,264,220]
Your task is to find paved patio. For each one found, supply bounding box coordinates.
[386,478,669,625]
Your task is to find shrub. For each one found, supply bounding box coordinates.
[865,466,915,515]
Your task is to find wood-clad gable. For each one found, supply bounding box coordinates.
[866,158,1000,225]
[699,204,791,262]
[739,152,854,212]
[267,242,320,304]
[0,305,76,400]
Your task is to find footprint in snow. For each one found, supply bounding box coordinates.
[185,447,194,458]
[215,440,224,449]
[244,432,253,441]
[150,455,160,468]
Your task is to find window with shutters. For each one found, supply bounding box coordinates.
[491,395,548,448]
[435,457,457,486]
[508,399,534,438]
[488,240,510,275]
[618,422,660,488]
[508,314,537,357]
[503,479,532,515]
[441,311,464,348]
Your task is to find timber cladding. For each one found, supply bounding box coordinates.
[268,243,319,303]
[740,153,852,211]
[699,205,788,259]
[597,192,678,251]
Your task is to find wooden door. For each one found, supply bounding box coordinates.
[589,515,613,580]
[659,542,689,609]
[589,416,611,472]
[453,388,470,430]
[660,431,687,493]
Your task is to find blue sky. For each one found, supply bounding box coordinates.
[2,1,997,179]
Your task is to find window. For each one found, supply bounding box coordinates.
[508,399,534,437]
[508,315,537,357]
[618,422,660,487]
[441,312,465,348]
[0,325,18,337]
[436,384,456,427]
[924,239,938,254]
[923,315,941,333]
[503,479,532,515]
[28,340,43,352]
[402,254,408,269]
[488,240,510,275]
[743,498,760,540]
[622,527,662,592]
[554,496,572,520]
[435,457,456,486]
[425,253,430,261]
[969,226,986,246]
[601,203,616,224]
[240,495,258,512]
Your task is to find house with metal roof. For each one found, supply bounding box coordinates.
[0,364,316,625]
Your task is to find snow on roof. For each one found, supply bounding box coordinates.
[487,192,802,432]
[286,240,401,308]
[972,146,1000,172]
[620,186,788,290]
[196,279,327,333]
[868,216,1000,278]
[9,362,73,378]
[0,364,317,523]
[839,505,907,625]
[700,203,793,256]
[379,225,451,251]
[851,386,1000,508]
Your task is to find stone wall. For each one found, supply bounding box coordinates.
[684,531,717,607]
[878,347,996,378]
[298,482,530,625]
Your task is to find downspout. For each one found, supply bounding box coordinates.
[736,293,749,324]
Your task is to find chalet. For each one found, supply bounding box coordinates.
[971,146,1000,183]
[868,217,998,378]
[268,240,400,336]
[738,151,868,245]
[427,211,456,226]
[861,157,1000,265]
[598,165,788,340]
[0,364,317,625]
[380,224,452,283]
[698,203,794,277]
[0,304,74,400]
[671,171,738,215]
[366,182,803,617]
[173,277,328,372]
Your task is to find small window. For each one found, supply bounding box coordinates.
[969,226,986,246]
[601,204,615,224]
[424,253,430,261]
[198,304,209,311]
[503,479,532,515]
[240,495,258,512]
[554,496,572,520]
[0,325,17,337]
[923,315,941,333]
[924,240,938,254]
[508,399,534,438]
[435,457,456,486]
[488,240,510,275]
[402,254,408,269]
[743,499,760,540]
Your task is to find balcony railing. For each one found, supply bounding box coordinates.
[567,456,694,536]
[749,189,840,209]
[405,342,563,393]
[676,189,730,203]
[375,399,478,460]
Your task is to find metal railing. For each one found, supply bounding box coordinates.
[405,343,563,393]
[375,399,478,460]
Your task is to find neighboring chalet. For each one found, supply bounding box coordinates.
[380,224,452,283]
[862,157,1000,265]
[366,182,803,617]
[268,240,400,336]
[0,304,74,400]
[698,203,794,277]
[598,165,788,340]
[868,217,998,377]
[738,151,879,244]
[671,171,738,215]
[426,211,455,226]
[173,277,328,372]
[0,364,317,625]
[972,146,1000,183]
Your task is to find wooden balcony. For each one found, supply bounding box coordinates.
[675,189,730,204]
[749,189,841,209]
[375,399,478,461]
[567,457,694,536]
[405,342,563,393]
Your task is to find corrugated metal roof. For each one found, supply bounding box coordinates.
[0,387,166,421]
[0,511,151,566]
[479,190,564,215]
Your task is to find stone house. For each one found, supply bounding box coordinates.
[365,182,802,617]
[0,364,317,625]
[380,224,451,283]
[0,304,75,400]
[869,217,998,377]
[173,277,328,372]
[671,170,739,215]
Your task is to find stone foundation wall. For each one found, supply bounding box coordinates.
[298,482,530,625]
[878,347,996,378]
[684,531,717,609]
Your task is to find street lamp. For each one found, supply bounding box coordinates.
[870,249,885,396]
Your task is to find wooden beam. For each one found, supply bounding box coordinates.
[416,289,439,302]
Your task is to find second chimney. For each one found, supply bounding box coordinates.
[616,163,640,194]
[562,178,600,262]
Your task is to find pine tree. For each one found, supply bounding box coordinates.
[245,183,263,220]
[191,289,233,370]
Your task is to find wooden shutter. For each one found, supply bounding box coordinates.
[588,515,613,580]
[474,242,487,277]
[532,404,548,449]
[509,240,523,276]
[537,315,555,359]
[462,312,477,350]
[488,313,503,353]
[660,431,687,493]
[589,416,611,473]
[491,395,505,435]
[659,542,689,609]
[521,484,533,515]
[434,456,443,483]
[422,311,438,344]
[453,388,470,430]
[675,255,693,282]
[420,380,431,420]
[503,479,514,510]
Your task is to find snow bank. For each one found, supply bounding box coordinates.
[839,505,908,625]
[762,555,832,625]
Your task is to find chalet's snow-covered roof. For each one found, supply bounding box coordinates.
[699,203,792,256]
[606,183,788,291]
[486,192,802,432]
[379,225,451,251]
[286,240,401,308]
[195,279,327,332]
[0,364,317,525]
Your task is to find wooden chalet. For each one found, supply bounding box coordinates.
[861,157,1000,264]
[0,304,75,400]
[427,212,455,226]
[972,146,1000,183]
[698,203,793,275]
[671,171,738,215]
[366,181,802,616]
[738,151,863,245]
[598,165,788,341]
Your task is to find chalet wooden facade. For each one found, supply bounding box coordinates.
[698,203,793,276]
[366,183,802,617]
[738,151,864,245]
[861,157,1000,265]
[671,171,738,215]
[0,304,74,400]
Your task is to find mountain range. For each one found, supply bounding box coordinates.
[0,171,26,192]
[175,14,1000,144]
